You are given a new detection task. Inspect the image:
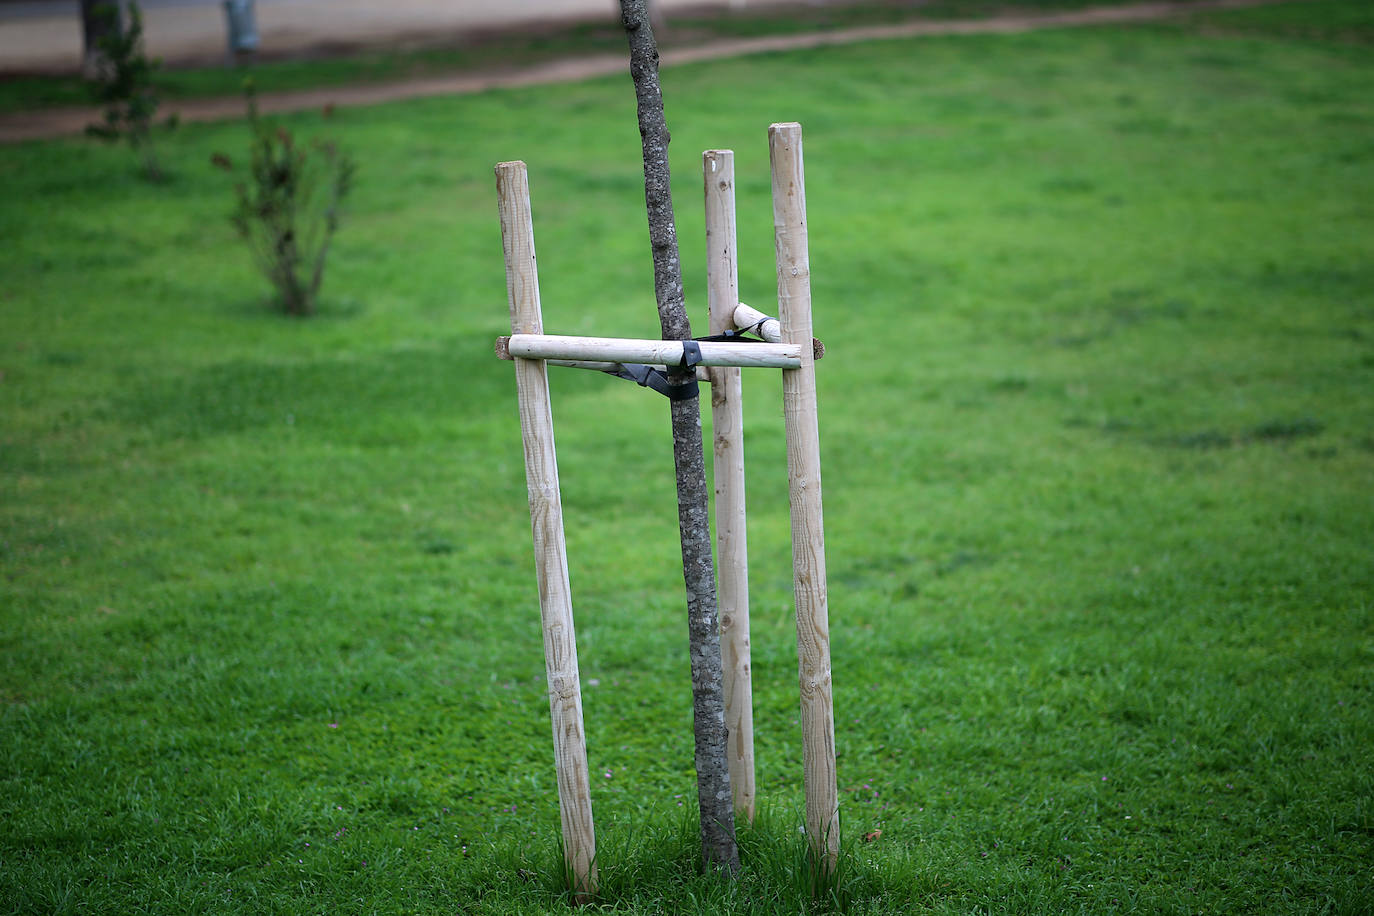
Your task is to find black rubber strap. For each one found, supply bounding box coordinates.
[600,336,769,401]
[607,363,699,401]
[694,329,765,343]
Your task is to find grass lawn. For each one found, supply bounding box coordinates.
[2,2,1372,913]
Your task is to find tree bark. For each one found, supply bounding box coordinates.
[81,0,122,80]
[619,0,739,876]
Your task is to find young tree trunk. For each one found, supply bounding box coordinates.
[80,0,122,79]
[619,0,739,876]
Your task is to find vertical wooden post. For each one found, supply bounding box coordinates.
[704,149,756,825]
[495,160,598,899]
[768,123,840,873]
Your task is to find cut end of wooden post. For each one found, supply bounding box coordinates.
[495,336,512,360]
[494,161,529,197]
[703,148,734,175]
[768,121,802,138]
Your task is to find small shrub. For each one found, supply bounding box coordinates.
[212,84,355,317]
[85,0,177,181]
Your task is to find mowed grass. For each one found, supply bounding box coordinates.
[2,4,1372,913]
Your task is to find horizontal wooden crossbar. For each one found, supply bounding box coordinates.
[496,334,804,369]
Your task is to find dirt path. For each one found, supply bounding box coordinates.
[0,0,1284,144]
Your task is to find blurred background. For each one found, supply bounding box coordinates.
[1,0,804,72]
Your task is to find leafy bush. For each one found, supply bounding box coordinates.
[212,85,355,317]
[85,0,176,181]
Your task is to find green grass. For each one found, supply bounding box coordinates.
[2,2,1373,913]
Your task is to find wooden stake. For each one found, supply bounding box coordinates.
[768,122,840,873]
[704,149,756,824]
[495,160,598,899]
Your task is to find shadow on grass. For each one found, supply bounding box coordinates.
[218,293,370,322]
[481,806,926,914]
[1157,416,1326,451]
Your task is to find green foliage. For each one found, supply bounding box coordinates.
[2,3,1372,912]
[84,0,177,181]
[212,83,355,316]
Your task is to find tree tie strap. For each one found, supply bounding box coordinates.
[602,333,763,400]
[606,361,698,401]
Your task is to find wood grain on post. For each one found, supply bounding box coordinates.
[704,149,756,824]
[495,160,598,899]
[768,123,840,873]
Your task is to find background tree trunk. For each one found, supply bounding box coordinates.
[81,0,122,80]
[619,0,739,875]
